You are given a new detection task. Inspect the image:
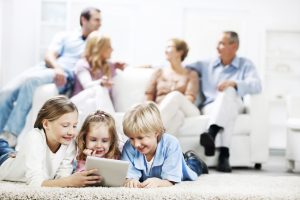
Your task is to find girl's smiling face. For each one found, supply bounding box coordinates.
[43,111,78,152]
[85,122,111,158]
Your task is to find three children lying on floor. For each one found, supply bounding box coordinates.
[0,96,208,188]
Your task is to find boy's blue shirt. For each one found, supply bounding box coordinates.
[121,133,198,183]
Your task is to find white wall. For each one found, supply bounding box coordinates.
[2,0,300,80]
[1,0,40,87]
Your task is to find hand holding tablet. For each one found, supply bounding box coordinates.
[85,156,129,187]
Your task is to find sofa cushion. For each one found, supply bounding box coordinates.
[112,67,155,112]
[177,115,209,136]
[287,118,300,130]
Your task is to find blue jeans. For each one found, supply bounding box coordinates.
[0,139,15,165]
[57,69,75,95]
[0,64,74,136]
[186,157,203,176]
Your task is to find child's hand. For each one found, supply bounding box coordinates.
[83,148,93,156]
[83,149,104,158]
[124,179,141,188]
[140,177,173,188]
[66,169,102,187]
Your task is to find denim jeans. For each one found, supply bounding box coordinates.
[186,157,203,176]
[0,64,74,136]
[57,68,75,95]
[0,139,14,165]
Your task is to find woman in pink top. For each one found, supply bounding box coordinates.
[145,38,200,134]
[71,31,117,97]
[71,31,119,127]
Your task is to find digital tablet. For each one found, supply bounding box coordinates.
[85,156,129,187]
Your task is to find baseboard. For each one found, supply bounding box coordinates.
[269,148,285,156]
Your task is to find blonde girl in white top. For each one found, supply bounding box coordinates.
[0,96,101,187]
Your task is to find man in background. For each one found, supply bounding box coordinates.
[0,7,101,147]
[187,31,262,172]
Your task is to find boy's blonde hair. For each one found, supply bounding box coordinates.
[85,31,112,77]
[76,110,120,161]
[123,102,165,140]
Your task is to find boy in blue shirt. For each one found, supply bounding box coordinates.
[121,102,208,188]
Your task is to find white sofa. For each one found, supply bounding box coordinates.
[21,67,269,168]
[286,95,300,171]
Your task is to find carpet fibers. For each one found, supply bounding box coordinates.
[0,174,299,200]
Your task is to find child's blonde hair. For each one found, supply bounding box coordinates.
[123,102,165,140]
[34,96,78,130]
[76,110,120,161]
[84,31,112,77]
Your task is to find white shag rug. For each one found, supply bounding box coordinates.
[0,174,299,200]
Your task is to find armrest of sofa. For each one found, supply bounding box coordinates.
[17,83,59,149]
[287,95,300,118]
[31,83,59,120]
[247,93,269,163]
[112,67,155,112]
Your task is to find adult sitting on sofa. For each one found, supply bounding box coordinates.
[70,32,117,128]
[145,38,200,134]
[0,7,101,147]
[187,31,262,172]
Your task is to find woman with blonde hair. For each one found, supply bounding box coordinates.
[71,31,122,128]
[72,31,115,97]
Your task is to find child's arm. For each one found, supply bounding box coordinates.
[121,141,143,187]
[42,169,101,187]
[157,136,190,185]
[141,177,174,188]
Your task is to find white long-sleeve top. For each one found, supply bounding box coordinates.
[0,128,76,186]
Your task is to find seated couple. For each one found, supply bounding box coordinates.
[145,31,262,172]
[0,96,208,188]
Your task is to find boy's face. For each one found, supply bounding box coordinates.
[128,132,159,160]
